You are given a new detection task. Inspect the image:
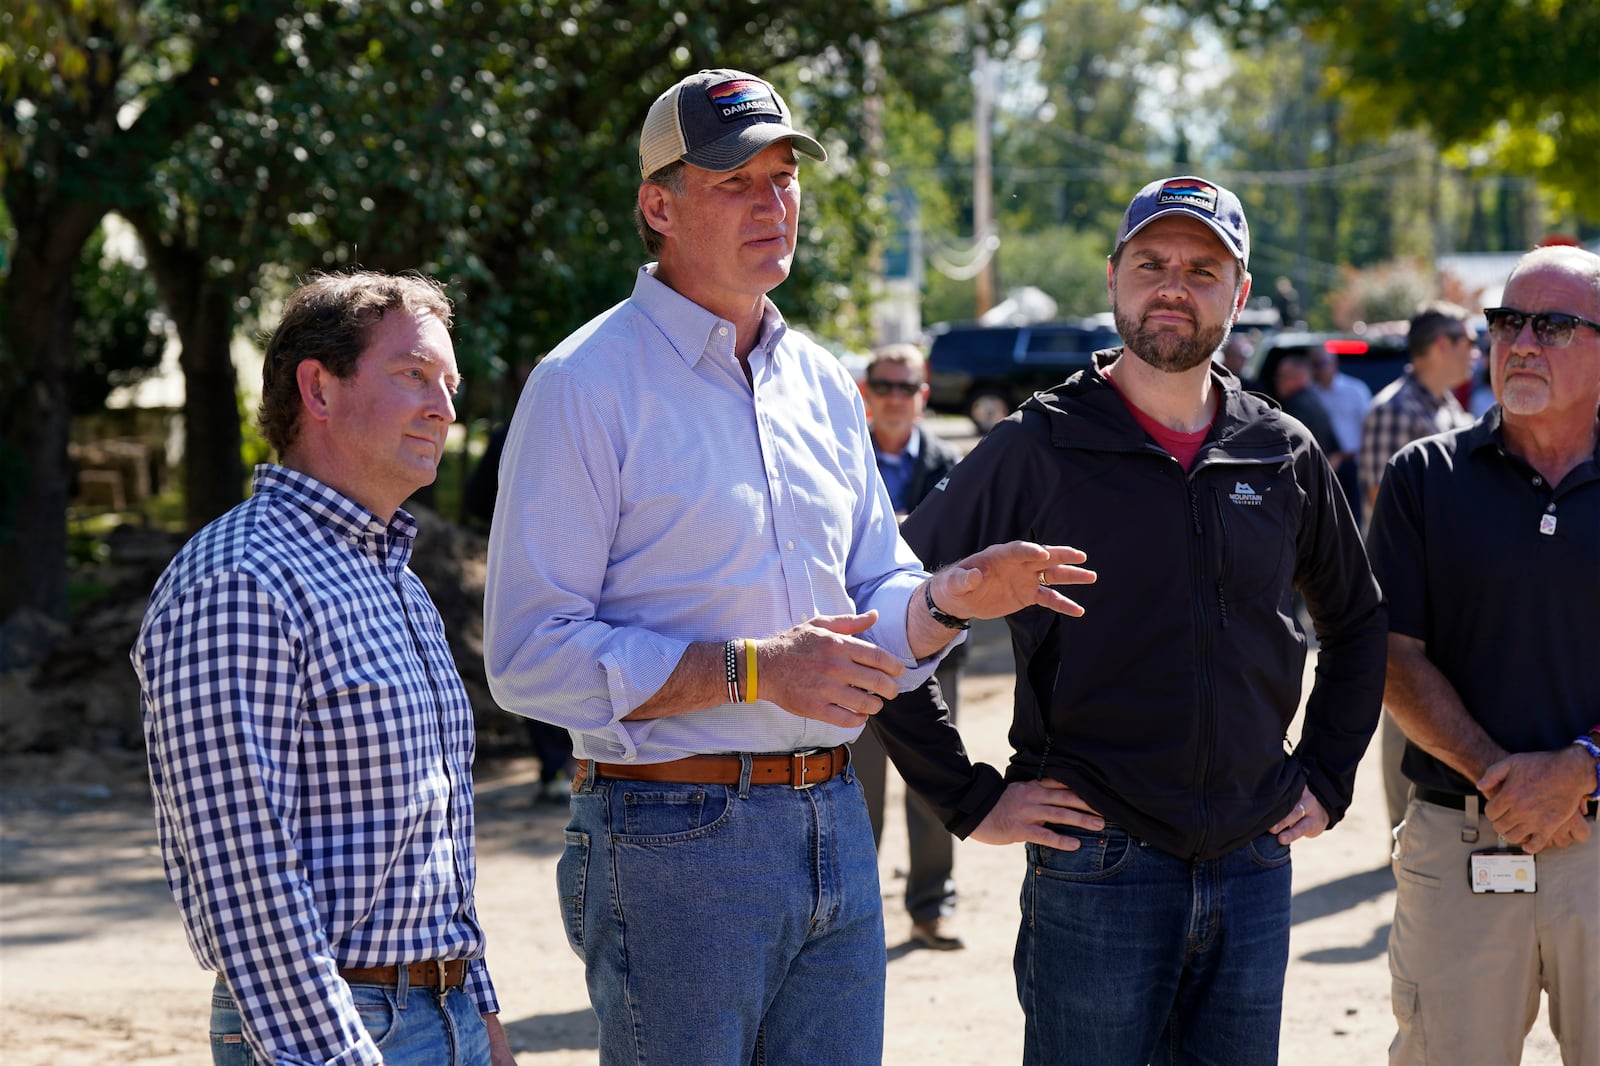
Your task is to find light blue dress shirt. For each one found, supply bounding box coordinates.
[485,266,946,764]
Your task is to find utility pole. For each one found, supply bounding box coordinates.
[973,13,994,318]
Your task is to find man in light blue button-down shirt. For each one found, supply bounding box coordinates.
[484,67,1096,1065]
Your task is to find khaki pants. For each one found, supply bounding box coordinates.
[1389,796,1600,1065]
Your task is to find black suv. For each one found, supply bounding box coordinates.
[926,319,1120,432]
[1244,331,1410,401]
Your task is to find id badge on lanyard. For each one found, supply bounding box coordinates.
[1463,794,1536,893]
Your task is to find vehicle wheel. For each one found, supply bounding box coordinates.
[968,389,1012,434]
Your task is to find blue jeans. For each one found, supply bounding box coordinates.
[1015,826,1292,1066]
[560,760,885,1065]
[210,976,492,1065]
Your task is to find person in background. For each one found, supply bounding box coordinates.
[132,272,514,1066]
[853,341,967,950]
[1220,331,1259,391]
[874,175,1386,1066]
[483,67,1095,1065]
[1358,301,1478,841]
[1273,350,1342,460]
[1309,343,1372,507]
[1369,244,1600,1066]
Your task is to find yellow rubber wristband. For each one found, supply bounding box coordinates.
[743,638,758,703]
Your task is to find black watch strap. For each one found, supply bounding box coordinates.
[924,581,970,630]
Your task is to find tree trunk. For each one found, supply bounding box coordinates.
[174,286,246,532]
[0,202,103,622]
[128,209,248,532]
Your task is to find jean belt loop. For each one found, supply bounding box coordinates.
[841,743,856,785]
[394,960,409,1009]
[577,759,599,794]
[1462,793,1481,844]
[738,753,754,799]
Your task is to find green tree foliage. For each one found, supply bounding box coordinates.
[0,0,1008,622]
[1,0,283,620]
[1178,0,1600,213]
[71,224,165,415]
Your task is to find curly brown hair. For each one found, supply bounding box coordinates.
[257,271,453,455]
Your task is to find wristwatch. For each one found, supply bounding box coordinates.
[924,581,970,631]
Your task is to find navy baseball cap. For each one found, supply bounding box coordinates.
[1113,176,1249,268]
[639,68,827,179]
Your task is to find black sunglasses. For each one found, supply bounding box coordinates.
[865,379,922,397]
[1483,307,1600,349]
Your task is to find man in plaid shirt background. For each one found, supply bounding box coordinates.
[1358,301,1478,844]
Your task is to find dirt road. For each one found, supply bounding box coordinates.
[0,618,1560,1064]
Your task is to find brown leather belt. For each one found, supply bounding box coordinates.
[337,960,467,991]
[576,745,849,791]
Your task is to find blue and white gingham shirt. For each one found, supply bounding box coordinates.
[484,266,942,763]
[132,466,497,1066]
[1359,367,1473,521]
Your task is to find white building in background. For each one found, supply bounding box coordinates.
[1438,239,1600,312]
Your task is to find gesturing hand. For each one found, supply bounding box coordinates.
[758,612,907,728]
[934,541,1096,623]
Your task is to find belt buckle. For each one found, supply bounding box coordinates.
[790,748,824,789]
[434,961,450,993]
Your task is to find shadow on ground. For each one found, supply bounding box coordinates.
[504,1008,599,1054]
[1291,863,1393,926]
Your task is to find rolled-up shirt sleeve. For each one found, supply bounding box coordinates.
[485,370,689,757]
[485,274,948,763]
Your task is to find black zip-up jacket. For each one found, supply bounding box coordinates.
[882,352,1387,860]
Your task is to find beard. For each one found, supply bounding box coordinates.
[1114,300,1231,374]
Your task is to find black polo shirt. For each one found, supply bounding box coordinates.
[1368,407,1600,794]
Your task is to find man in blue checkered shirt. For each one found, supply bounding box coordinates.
[1357,302,1477,841]
[132,273,514,1066]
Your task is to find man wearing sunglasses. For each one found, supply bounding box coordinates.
[852,342,968,951]
[1369,244,1600,1066]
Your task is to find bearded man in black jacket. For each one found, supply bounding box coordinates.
[876,176,1387,1066]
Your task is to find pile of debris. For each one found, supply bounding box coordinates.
[0,510,531,760]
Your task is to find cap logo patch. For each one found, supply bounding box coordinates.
[1156,178,1219,215]
[707,79,781,123]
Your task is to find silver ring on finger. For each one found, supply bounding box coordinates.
[1296,803,1306,819]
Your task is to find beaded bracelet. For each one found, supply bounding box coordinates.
[1573,735,1600,800]
[724,639,740,705]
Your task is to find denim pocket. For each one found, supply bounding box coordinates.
[351,986,398,1049]
[1247,831,1293,869]
[1030,826,1137,882]
[615,784,733,841]
[209,987,260,1066]
[556,829,590,958]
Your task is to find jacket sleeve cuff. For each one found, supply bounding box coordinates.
[944,762,1009,839]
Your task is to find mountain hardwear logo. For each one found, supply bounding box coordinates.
[1229,481,1263,506]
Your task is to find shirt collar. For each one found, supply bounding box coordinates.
[875,426,923,462]
[251,464,416,567]
[1467,405,1600,469]
[631,265,789,371]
